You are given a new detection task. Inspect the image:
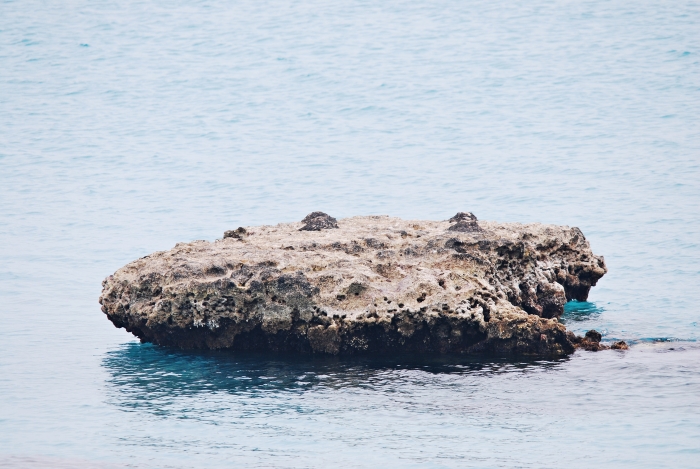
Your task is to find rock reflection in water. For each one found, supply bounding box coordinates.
[102,343,566,415]
[97,343,700,468]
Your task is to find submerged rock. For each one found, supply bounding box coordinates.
[99,213,609,356]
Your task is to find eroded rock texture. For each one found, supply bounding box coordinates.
[99,213,607,356]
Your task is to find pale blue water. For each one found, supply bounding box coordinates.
[1,0,699,467]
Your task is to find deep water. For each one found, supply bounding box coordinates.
[1,0,699,467]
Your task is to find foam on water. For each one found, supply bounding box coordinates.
[1,0,699,467]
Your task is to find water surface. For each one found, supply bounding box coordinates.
[1,0,699,467]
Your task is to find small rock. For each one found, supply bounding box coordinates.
[299,212,339,231]
[576,330,610,351]
[585,329,602,342]
[224,227,248,240]
[578,340,608,352]
[447,212,481,232]
[449,212,477,223]
[448,221,481,232]
[611,341,629,350]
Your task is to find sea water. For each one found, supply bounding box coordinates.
[1,0,699,467]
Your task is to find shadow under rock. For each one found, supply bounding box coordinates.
[102,342,570,410]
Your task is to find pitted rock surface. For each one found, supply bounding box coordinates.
[447,211,482,232]
[449,212,478,223]
[299,212,338,231]
[99,214,607,356]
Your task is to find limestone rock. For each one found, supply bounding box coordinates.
[299,212,338,231]
[99,213,608,356]
[575,329,608,351]
[223,227,248,240]
[447,212,482,233]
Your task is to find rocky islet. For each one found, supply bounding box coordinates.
[99,212,621,356]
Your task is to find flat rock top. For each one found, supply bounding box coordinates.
[111,214,600,321]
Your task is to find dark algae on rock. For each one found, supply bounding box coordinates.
[299,211,339,231]
[447,211,482,233]
[100,213,611,356]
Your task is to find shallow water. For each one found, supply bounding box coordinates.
[1,0,699,467]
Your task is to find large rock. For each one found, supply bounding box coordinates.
[99,213,607,356]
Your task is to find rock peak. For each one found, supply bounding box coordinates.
[448,212,481,232]
[299,211,339,231]
[449,212,477,222]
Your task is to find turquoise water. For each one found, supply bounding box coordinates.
[1,0,699,467]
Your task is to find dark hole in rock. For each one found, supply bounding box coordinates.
[438,279,445,287]
[336,294,346,301]
[398,303,404,308]
[346,282,367,297]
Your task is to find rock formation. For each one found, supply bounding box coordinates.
[99,212,611,356]
[573,330,628,351]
